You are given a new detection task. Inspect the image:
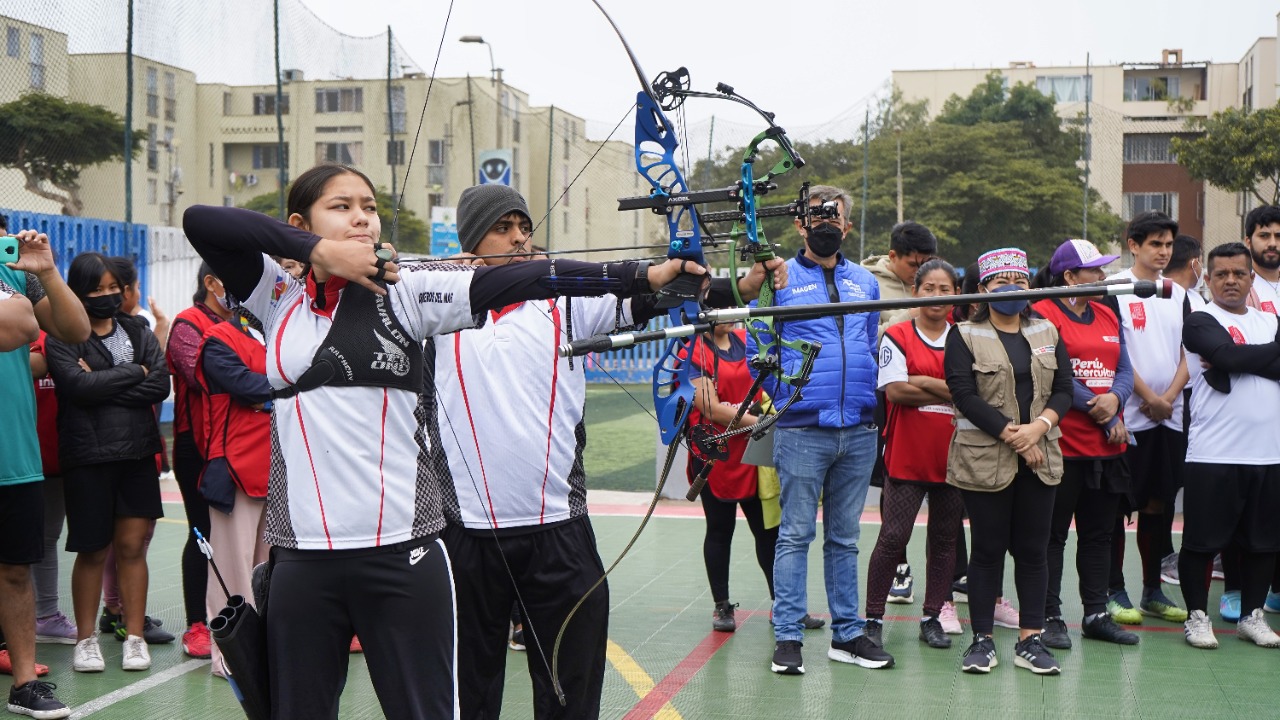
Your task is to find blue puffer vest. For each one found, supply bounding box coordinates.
[745,251,880,428]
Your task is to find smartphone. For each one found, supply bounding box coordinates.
[0,235,17,265]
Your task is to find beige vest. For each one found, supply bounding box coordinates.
[946,318,1064,492]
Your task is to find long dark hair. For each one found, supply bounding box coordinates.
[66,252,114,300]
[194,261,217,305]
[287,164,377,223]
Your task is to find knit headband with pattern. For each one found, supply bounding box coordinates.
[977,247,1029,283]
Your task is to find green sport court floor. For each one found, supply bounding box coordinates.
[29,496,1280,719]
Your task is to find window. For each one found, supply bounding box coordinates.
[427,139,445,186]
[315,87,362,113]
[146,67,158,118]
[252,144,288,169]
[147,123,158,171]
[147,179,157,205]
[512,115,520,143]
[315,126,363,134]
[1124,75,1180,102]
[164,71,176,121]
[511,147,519,189]
[222,92,232,115]
[1034,75,1090,103]
[1123,134,1177,164]
[5,26,17,57]
[315,142,362,165]
[386,140,404,166]
[253,93,289,116]
[561,165,569,206]
[28,33,43,89]
[1123,192,1179,220]
[386,86,405,133]
[427,192,445,208]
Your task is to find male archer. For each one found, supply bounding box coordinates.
[430,183,787,719]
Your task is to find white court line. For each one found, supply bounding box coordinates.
[69,658,210,718]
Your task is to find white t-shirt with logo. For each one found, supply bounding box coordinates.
[1252,275,1280,315]
[1111,268,1188,433]
[1185,303,1280,465]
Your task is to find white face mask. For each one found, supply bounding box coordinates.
[214,291,232,312]
[1192,261,1206,292]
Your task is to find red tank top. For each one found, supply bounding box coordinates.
[196,321,270,497]
[882,321,953,484]
[685,330,762,501]
[1033,299,1124,458]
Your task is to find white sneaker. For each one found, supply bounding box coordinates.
[993,597,1020,629]
[122,634,152,671]
[1237,608,1280,648]
[73,632,105,672]
[939,601,963,634]
[1183,610,1219,649]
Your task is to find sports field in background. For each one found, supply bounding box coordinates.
[583,384,658,493]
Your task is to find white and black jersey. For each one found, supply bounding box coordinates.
[1183,303,1280,465]
[1110,268,1188,432]
[429,296,636,531]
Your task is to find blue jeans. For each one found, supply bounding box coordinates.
[771,424,876,643]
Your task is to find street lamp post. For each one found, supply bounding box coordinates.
[459,35,503,151]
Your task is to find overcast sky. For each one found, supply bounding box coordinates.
[300,0,1280,137]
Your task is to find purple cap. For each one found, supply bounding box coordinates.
[1049,239,1118,275]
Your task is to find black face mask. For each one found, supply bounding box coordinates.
[84,293,123,319]
[805,223,844,259]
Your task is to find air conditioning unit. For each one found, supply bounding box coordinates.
[281,68,304,83]
[246,174,259,187]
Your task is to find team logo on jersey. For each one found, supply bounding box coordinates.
[1229,326,1247,345]
[271,274,287,301]
[878,346,892,368]
[1129,303,1146,331]
[372,332,411,376]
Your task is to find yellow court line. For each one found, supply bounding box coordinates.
[605,639,683,720]
[156,517,188,525]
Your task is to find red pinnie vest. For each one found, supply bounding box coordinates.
[882,321,954,484]
[1033,299,1124,458]
[196,321,269,498]
[686,330,763,501]
[169,304,223,454]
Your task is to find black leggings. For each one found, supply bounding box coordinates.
[268,538,456,719]
[962,470,1056,634]
[865,479,964,619]
[173,432,210,625]
[1046,460,1123,618]
[700,484,776,602]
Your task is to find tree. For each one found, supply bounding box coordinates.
[1173,105,1280,206]
[241,185,431,253]
[0,93,145,216]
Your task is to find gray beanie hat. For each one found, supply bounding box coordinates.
[456,184,532,254]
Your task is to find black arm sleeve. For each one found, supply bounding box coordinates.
[468,259,648,313]
[944,329,1014,438]
[1183,311,1280,379]
[1046,341,1074,419]
[183,205,321,302]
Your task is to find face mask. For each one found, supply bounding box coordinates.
[988,282,1028,316]
[214,291,232,312]
[805,223,844,258]
[84,293,123,319]
[1192,262,1206,292]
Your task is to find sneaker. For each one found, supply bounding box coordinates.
[349,635,363,654]
[961,635,998,673]
[121,635,151,671]
[771,640,804,675]
[712,601,738,633]
[1265,591,1280,614]
[1107,590,1143,625]
[1013,634,1060,675]
[887,563,914,604]
[952,576,969,604]
[919,617,951,649]
[1219,590,1242,623]
[1041,617,1071,649]
[1183,610,1218,649]
[863,618,883,647]
[73,633,105,673]
[0,651,49,677]
[801,614,826,630]
[509,625,525,652]
[6,679,70,720]
[1081,612,1139,645]
[34,613,77,645]
[828,635,894,669]
[939,601,963,634]
[993,598,1020,629]
[100,610,174,644]
[97,608,120,637]
[1140,588,1189,623]
[1160,552,1180,586]
[182,621,212,659]
[1236,608,1280,648]
[1211,554,1225,581]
